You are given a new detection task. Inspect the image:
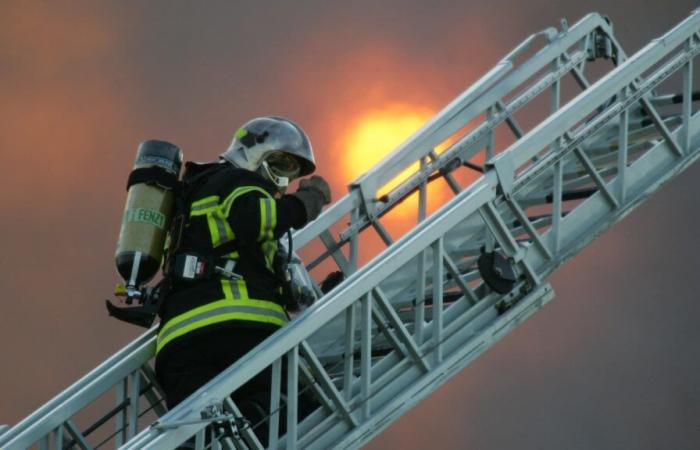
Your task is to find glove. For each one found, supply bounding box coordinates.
[299,175,331,203]
[291,175,331,221]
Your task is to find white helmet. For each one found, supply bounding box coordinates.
[221,116,316,188]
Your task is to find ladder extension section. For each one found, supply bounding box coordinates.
[3,9,700,450]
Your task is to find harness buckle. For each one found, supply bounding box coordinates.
[215,260,242,280]
[168,252,243,282]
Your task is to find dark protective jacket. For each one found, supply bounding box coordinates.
[155,162,307,358]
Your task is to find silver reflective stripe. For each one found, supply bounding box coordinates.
[228,279,241,299]
[191,199,220,213]
[213,215,231,244]
[158,305,288,344]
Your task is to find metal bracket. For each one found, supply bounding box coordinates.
[151,403,247,435]
[350,182,377,221]
[487,157,515,200]
[588,28,614,61]
[559,18,569,34]
[348,182,394,245]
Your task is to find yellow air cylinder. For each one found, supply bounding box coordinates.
[115,140,182,287]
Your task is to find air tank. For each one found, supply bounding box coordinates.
[115,140,182,287]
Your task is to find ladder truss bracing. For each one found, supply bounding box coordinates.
[3,10,700,450]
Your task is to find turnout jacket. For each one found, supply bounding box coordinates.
[156,162,307,356]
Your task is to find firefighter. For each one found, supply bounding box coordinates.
[154,117,330,426]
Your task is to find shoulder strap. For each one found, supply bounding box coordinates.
[165,163,223,264]
[181,164,224,207]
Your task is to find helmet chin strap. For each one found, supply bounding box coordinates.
[260,161,289,190]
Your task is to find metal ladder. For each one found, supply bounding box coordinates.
[3,9,700,450]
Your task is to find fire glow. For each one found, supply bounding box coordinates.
[340,103,453,223]
[342,104,433,217]
[342,103,433,183]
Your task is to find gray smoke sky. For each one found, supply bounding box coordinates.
[1,1,698,448]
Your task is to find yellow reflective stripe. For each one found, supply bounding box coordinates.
[217,186,276,244]
[156,300,287,353]
[220,280,279,314]
[268,198,277,239]
[258,198,268,242]
[258,197,276,241]
[157,279,287,354]
[261,240,277,271]
[221,186,272,217]
[221,278,250,301]
[190,196,220,216]
[192,195,235,248]
[206,214,220,246]
[208,211,234,247]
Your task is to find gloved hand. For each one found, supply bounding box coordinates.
[291,175,331,221]
[299,176,331,203]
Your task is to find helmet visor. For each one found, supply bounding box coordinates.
[266,152,301,180]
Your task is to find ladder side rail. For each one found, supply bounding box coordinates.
[324,21,700,446]
[482,13,700,274]
[292,191,357,249]
[303,240,545,446]
[525,110,700,284]
[322,139,700,447]
[347,20,608,220]
[332,284,555,450]
[293,13,613,251]
[121,176,500,450]
[293,15,620,298]
[301,39,608,275]
[338,46,593,243]
[352,13,613,197]
[340,42,586,248]
[0,328,157,449]
[332,69,700,450]
[489,10,700,177]
[429,107,696,290]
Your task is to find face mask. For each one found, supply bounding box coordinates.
[259,152,301,190]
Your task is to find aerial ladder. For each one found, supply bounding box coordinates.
[2,9,700,450]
